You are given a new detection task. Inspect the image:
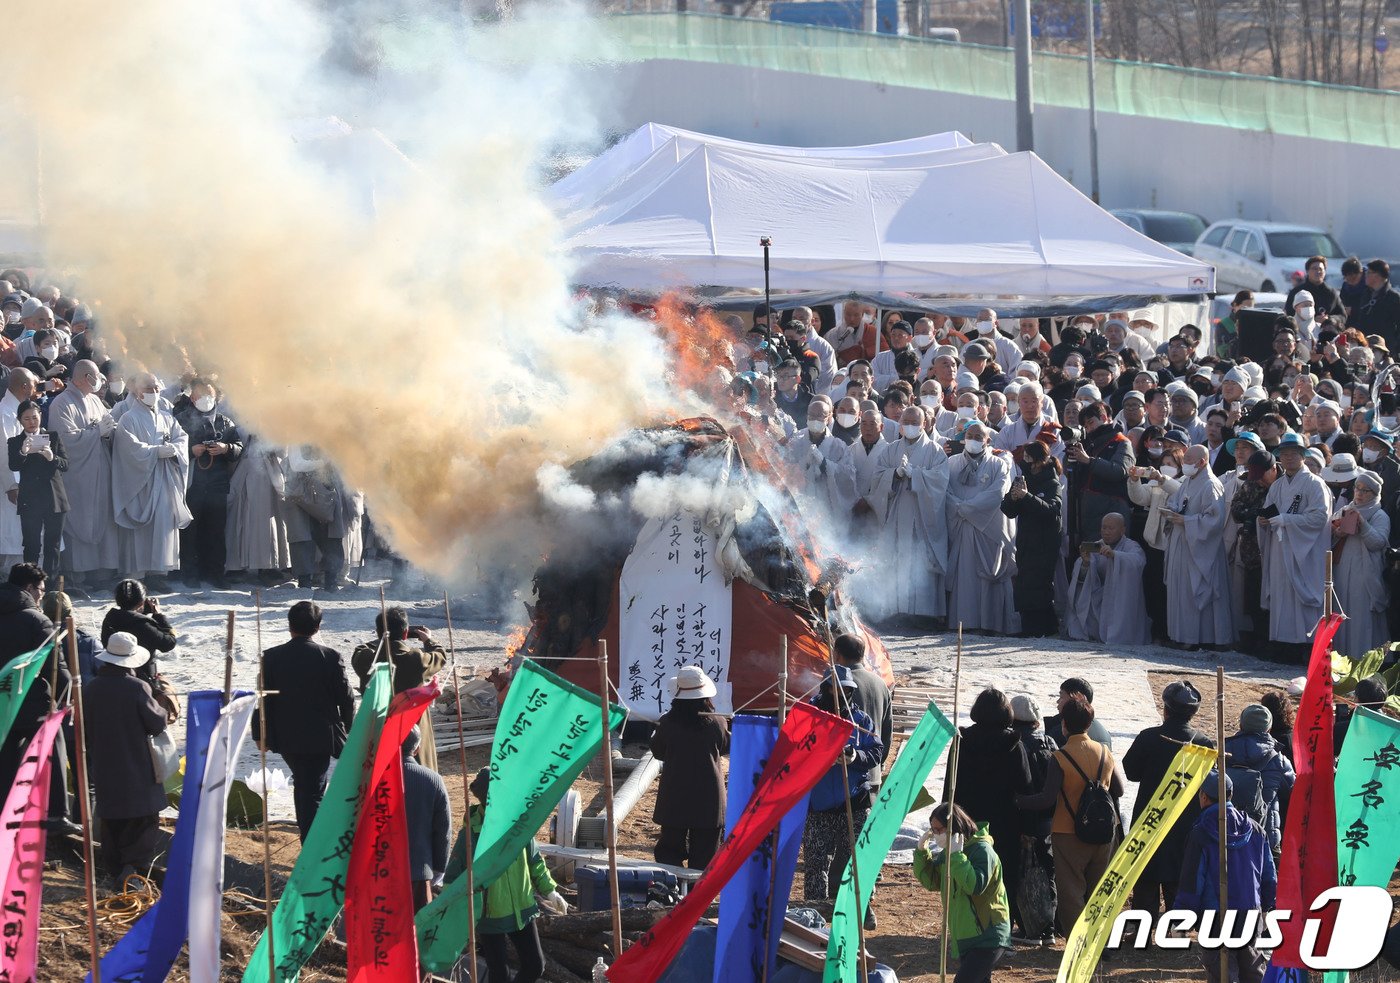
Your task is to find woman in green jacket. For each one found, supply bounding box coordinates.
[914,802,1012,982]
[447,768,566,983]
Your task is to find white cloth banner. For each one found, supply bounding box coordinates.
[618,509,733,721]
[188,694,257,983]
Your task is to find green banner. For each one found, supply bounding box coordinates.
[0,640,55,751]
[416,659,625,973]
[242,662,393,983]
[1325,706,1400,983]
[824,702,954,983]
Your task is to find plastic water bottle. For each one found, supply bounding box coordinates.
[592,956,608,982]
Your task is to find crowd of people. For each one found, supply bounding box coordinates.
[712,259,1400,664]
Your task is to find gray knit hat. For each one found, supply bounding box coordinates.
[1240,704,1272,735]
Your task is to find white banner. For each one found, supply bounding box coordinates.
[188,694,257,983]
[618,508,733,721]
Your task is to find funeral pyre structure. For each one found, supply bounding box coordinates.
[513,417,890,719]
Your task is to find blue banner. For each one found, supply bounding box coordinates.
[90,690,231,982]
[713,715,810,983]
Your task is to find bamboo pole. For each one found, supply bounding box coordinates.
[597,640,623,959]
[445,593,477,983]
[940,626,964,983]
[223,611,235,704]
[379,585,393,690]
[759,637,789,983]
[1216,665,1228,983]
[48,579,62,712]
[828,635,869,983]
[65,619,101,983]
[254,590,276,981]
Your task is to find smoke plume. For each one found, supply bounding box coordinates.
[7,0,677,578]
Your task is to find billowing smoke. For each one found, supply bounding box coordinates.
[5,0,677,578]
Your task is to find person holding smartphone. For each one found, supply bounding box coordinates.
[6,399,67,574]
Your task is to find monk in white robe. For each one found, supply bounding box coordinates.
[225,436,290,576]
[944,423,1018,633]
[1066,513,1151,644]
[789,401,857,530]
[1259,437,1333,649]
[848,411,885,545]
[1161,446,1234,646]
[112,373,192,583]
[864,407,949,620]
[48,361,119,578]
[1331,471,1390,659]
[0,371,38,568]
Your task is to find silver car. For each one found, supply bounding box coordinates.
[1193,220,1345,293]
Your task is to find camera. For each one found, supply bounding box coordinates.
[1061,425,1085,446]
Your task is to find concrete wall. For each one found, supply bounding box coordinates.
[581,59,1398,260]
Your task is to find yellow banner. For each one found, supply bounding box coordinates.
[1056,743,1218,983]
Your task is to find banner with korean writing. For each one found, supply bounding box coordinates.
[1056,743,1216,983]
[617,508,733,721]
[826,703,954,983]
[345,682,438,983]
[714,715,810,983]
[416,659,626,973]
[91,690,223,983]
[188,694,258,983]
[243,662,393,983]
[1272,613,1343,970]
[0,708,66,983]
[0,640,54,752]
[608,702,852,983]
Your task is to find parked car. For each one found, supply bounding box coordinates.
[1193,221,1345,293]
[1111,209,1209,256]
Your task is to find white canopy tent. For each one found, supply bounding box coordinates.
[551,122,978,212]
[561,141,1216,298]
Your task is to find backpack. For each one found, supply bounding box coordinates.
[1059,746,1118,845]
[1227,750,1276,826]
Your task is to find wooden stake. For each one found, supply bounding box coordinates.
[445,593,477,983]
[1216,664,1228,983]
[940,625,964,983]
[254,590,276,981]
[827,635,869,983]
[597,639,623,959]
[759,638,789,983]
[65,618,101,983]
[222,611,235,705]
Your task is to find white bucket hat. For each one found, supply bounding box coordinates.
[668,665,717,701]
[97,631,151,670]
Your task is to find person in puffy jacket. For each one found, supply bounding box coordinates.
[914,802,1012,982]
[803,666,883,903]
[1223,704,1295,856]
[1176,772,1277,983]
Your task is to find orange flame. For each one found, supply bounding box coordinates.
[504,625,528,659]
[651,295,738,401]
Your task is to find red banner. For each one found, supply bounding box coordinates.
[1271,614,1342,969]
[345,683,438,983]
[607,701,853,983]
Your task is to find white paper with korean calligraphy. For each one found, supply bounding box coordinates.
[619,508,733,721]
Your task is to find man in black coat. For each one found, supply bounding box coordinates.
[259,600,355,841]
[177,379,243,588]
[1349,259,1400,352]
[0,563,75,833]
[833,633,892,778]
[1284,257,1343,317]
[1121,680,1215,920]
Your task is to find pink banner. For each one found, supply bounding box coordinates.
[0,709,68,982]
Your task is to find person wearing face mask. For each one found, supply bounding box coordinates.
[789,399,857,528]
[967,309,1022,377]
[175,379,243,589]
[831,396,862,445]
[783,308,834,393]
[1258,434,1334,663]
[100,362,128,410]
[48,360,119,591]
[1330,469,1389,659]
[1157,446,1235,650]
[111,372,192,595]
[910,315,939,363]
[848,409,888,542]
[1126,427,1184,643]
[21,328,67,401]
[862,406,950,626]
[1228,450,1277,653]
[944,422,1018,634]
[999,439,1062,637]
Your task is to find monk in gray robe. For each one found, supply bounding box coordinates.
[1160,446,1235,647]
[848,410,886,545]
[1260,435,1333,655]
[49,361,118,581]
[944,422,1018,634]
[789,400,856,531]
[1067,512,1150,644]
[225,435,290,582]
[112,373,191,588]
